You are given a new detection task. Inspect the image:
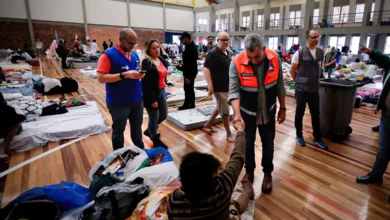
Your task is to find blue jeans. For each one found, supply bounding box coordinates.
[324,68,333,78]
[371,112,390,178]
[242,111,275,174]
[108,102,144,150]
[146,89,168,138]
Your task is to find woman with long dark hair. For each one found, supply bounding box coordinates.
[141,39,169,149]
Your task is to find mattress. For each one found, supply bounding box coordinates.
[167,89,211,106]
[194,80,208,90]
[167,105,233,130]
[0,63,32,71]
[1,101,110,152]
[80,68,97,78]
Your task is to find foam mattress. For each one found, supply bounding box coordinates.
[167,105,233,130]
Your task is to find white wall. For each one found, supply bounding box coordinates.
[130,4,164,29]
[216,8,234,15]
[30,0,83,23]
[86,0,127,26]
[166,8,194,31]
[384,0,390,11]
[196,11,210,25]
[0,0,27,19]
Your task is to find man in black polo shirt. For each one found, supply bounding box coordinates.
[203,32,235,142]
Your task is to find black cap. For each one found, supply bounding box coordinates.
[180,32,191,40]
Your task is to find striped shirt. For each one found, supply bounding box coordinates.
[167,132,246,220]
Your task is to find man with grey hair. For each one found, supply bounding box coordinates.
[290,29,328,150]
[97,28,145,150]
[228,33,286,194]
[203,32,235,142]
[323,46,336,78]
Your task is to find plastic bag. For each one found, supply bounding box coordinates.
[145,147,173,164]
[43,181,91,210]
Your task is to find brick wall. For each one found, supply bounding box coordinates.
[88,26,164,51]
[32,23,85,50]
[0,20,30,49]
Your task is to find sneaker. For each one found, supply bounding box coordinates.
[313,139,328,150]
[296,136,306,146]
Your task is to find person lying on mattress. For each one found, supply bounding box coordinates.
[168,118,254,220]
[0,93,25,162]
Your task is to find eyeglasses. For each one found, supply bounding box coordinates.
[308,35,320,39]
[218,39,229,42]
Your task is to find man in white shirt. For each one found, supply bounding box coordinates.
[290,29,328,150]
[90,39,99,53]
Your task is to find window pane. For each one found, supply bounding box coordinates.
[350,36,360,54]
[333,7,341,23]
[385,36,390,54]
[293,37,299,45]
[257,15,263,27]
[313,9,319,25]
[355,4,364,22]
[329,36,338,48]
[337,37,345,50]
[287,37,293,50]
[341,6,349,23]
[366,36,370,48]
[370,3,375,21]
[203,19,208,25]
[296,11,301,25]
[290,11,295,26]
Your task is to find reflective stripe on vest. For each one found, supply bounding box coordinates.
[234,48,279,89]
[240,106,257,116]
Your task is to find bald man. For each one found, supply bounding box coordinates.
[203,32,235,142]
[97,28,145,150]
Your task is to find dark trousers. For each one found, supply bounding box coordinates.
[61,55,68,69]
[108,102,144,150]
[295,90,322,140]
[183,77,195,107]
[242,111,275,174]
[146,89,168,138]
[371,112,390,178]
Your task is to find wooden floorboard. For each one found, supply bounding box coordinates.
[1,59,389,219]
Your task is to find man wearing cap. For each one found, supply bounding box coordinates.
[178,32,199,110]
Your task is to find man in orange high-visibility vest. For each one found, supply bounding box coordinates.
[228,33,287,194]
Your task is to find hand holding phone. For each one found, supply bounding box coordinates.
[139,70,147,74]
[123,70,144,79]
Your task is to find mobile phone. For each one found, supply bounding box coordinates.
[139,70,147,74]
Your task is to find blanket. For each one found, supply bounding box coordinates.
[0,101,110,152]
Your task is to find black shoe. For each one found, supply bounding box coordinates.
[356,173,383,184]
[143,129,150,138]
[372,125,380,132]
[178,105,190,111]
[152,136,168,149]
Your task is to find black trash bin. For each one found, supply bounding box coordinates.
[319,79,357,141]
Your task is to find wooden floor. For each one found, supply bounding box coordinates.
[1,59,389,219]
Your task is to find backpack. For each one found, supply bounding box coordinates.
[80,177,149,220]
[4,199,60,220]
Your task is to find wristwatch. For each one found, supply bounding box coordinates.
[119,72,125,80]
[280,107,287,111]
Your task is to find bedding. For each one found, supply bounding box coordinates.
[0,101,110,152]
[167,106,233,130]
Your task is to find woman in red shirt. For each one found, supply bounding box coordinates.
[141,39,169,149]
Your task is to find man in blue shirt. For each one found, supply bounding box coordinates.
[97,28,145,150]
